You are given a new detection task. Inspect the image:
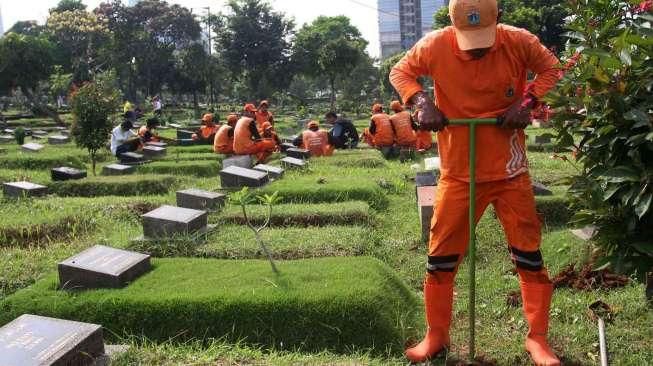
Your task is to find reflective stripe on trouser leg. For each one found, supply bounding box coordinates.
[426,254,460,273]
[509,246,543,271]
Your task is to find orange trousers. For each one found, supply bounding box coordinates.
[428,173,550,284]
[236,139,276,162]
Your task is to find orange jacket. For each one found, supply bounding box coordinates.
[415,130,433,150]
[302,129,330,157]
[390,24,559,182]
[199,124,219,140]
[255,111,273,130]
[214,125,234,154]
[370,113,395,146]
[390,111,417,146]
[233,117,260,154]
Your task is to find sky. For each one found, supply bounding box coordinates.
[0,0,381,57]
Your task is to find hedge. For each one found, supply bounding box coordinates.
[0,257,420,354]
[0,154,86,170]
[535,194,572,228]
[137,161,220,177]
[48,175,177,197]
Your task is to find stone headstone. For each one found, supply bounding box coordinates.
[177,130,195,140]
[0,134,13,144]
[280,142,295,152]
[417,185,437,244]
[142,145,166,159]
[119,152,145,165]
[23,128,33,136]
[3,128,14,134]
[146,141,167,148]
[281,157,307,169]
[532,181,553,196]
[51,167,87,181]
[58,245,151,290]
[102,164,135,176]
[31,134,45,140]
[142,205,208,239]
[48,135,71,145]
[33,130,49,137]
[0,314,104,366]
[169,123,182,129]
[222,155,253,169]
[399,148,415,162]
[416,171,438,187]
[220,166,269,188]
[534,135,552,144]
[53,126,68,133]
[3,181,48,198]
[21,143,44,153]
[253,164,284,179]
[571,225,598,241]
[424,157,441,171]
[177,139,196,146]
[286,148,310,159]
[176,188,225,211]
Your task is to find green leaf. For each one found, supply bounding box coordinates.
[603,185,621,201]
[635,192,652,219]
[630,242,653,257]
[623,109,650,126]
[603,166,640,183]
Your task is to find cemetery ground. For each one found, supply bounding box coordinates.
[0,113,651,365]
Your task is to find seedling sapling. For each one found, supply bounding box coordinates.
[231,187,281,274]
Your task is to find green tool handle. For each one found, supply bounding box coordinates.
[448,118,501,126]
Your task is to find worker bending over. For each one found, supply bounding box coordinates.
[233,104,276,163]
[390,0,560,364]
[389,101,417,148]
[369,104,395,149]
[138,118,160,144]
[214,113,239,154]
[293,120,333,157]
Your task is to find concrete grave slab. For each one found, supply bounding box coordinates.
[177,139,196,146]
[286,147,310,159]
[58,245,151,290]
[21,143,44,152]
[119,152,145,165]
[177,130,195,140]
[571,225,598,241]
[253,164,284,179]
[220,166,269,188]
[31,134,45,140]
[534,135,552,144]
[0,314,104,366]
[51,167,87,181]
[399,148,415,162]
[102,164,136,176]
[3,181,48,198]
[532,181,553,196]
[280,157,307,169]
[280,142,295,152]
[142,145,167,159]
[142,205,208,239]
[0,134,13,144]
[417,185,436,244]
[176,188,226,211]
[424,157,441,171]
[222,155,253,169]
[146,141,167,148]
[33,129,49,136]
[48,135,71,145]
[3,128,14,134]
[416,171,438,187]
[169,123,182,129]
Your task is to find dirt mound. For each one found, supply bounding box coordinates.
[553,263,629,290]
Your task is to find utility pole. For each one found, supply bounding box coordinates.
[204,7,215,107]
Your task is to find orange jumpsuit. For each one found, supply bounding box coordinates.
[213,125,234,154]
[138,126,160,143]
[233,117,276,162]
[415,130,433,151]
[255,110,274,130]
[390,111,417,147]
[390,24,559,283]
[370,113,395,147]
[301,129,333,157]
[199,124,219,141]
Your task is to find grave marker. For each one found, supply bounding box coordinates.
[571,225,598,241]
[51,167,87,181]
[424,157,441,171]
[169,123,182,129]
[48,135,71,145]
[142,205,208,239]
[58,245,151,289]
[415,171,438,187]
[222,155,253,169]
[532,181,553,196]
[176,188,226,211]
[220,166,269,188]
[0,134,13,144]
[102,164,136,176]
[177,130,195,140]
[3,128,14,134]
[253,164,285,179]
[177,139,196,146]
[417,185,437,243]
[280,142,295,152]
[31,134,45,140]
[3,181,48,198]
[0,314,104,366]
[399,148,415,162]
[142,145,167,159]
[146,141,167,148]
[119,152,145,165]
[534,135,552,144]
[281,157,307,169]
[21,143,44,153]
[33,130,49,137]
[286,147,310,159]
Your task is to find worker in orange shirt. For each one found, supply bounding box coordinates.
[233,104,276,163]
[138,117,160,143]
[369,104,395,149]
[193,113,220,143]
[390,0,560,365]
[261,121,281,151]
[255,100,274,130]
[389,101,417,148]
[293,120,333,157]
[213,113,239,154]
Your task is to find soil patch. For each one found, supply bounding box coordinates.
[553,263,629,290]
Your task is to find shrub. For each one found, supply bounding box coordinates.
[137,160,220,177]
[48,175,176,197]
[0,154,86,170]
[13,127,25,145]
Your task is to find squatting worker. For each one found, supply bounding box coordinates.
[389,0,560,365]
[325,111,359,149]
[110,118,139,157]
[369,104,394,148]
[214,113,239,154]
[389,101,417,148]
[294,120,333,157]
[233,104,276,163]
[138,117,160,144]
[261,121,281,150]
[193,113,219,142]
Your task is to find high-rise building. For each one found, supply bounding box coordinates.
[378,0,447,59]
[0,4,4,38]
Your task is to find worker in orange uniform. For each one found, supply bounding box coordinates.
[138,117,161,143]
[255,100,274,130]
[389,100,417,148]
[193,113,220,143]
[369,104,395,149]
[293,120,333,157]
[390,0,560,365]
[261,121,282,151]
[233,104,276,163]
[213,113,239,154]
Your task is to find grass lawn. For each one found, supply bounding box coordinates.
[0,115,650,365]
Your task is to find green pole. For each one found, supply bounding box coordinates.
[447,118,497,361]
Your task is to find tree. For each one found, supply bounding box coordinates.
[213,0,295,100]
[71,72,120,175]
[546,1,652,278]
[0,33,64,125]
[379,52,406,100]
[50,0,87,13]
[5,21,46,37]
[339,54,380,116]
[169,43,211,116]
[293,16,367,110]
[49,65,73,106]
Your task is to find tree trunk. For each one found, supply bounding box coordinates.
[92,156,97,176]
[23,88,64,126]
[193,91,199,119]
[330,77,336,111]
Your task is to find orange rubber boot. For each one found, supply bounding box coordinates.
[521,281,561,366]
[405,277,453,363]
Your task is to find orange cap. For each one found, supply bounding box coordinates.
[262,121,273,131]
[243,104,257,113]
[372,104,383,113]
[227,113,239,125]
[307,120,319,129]
[390,101,404,112]
[202,113,213,123]
[449,0,498,51]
